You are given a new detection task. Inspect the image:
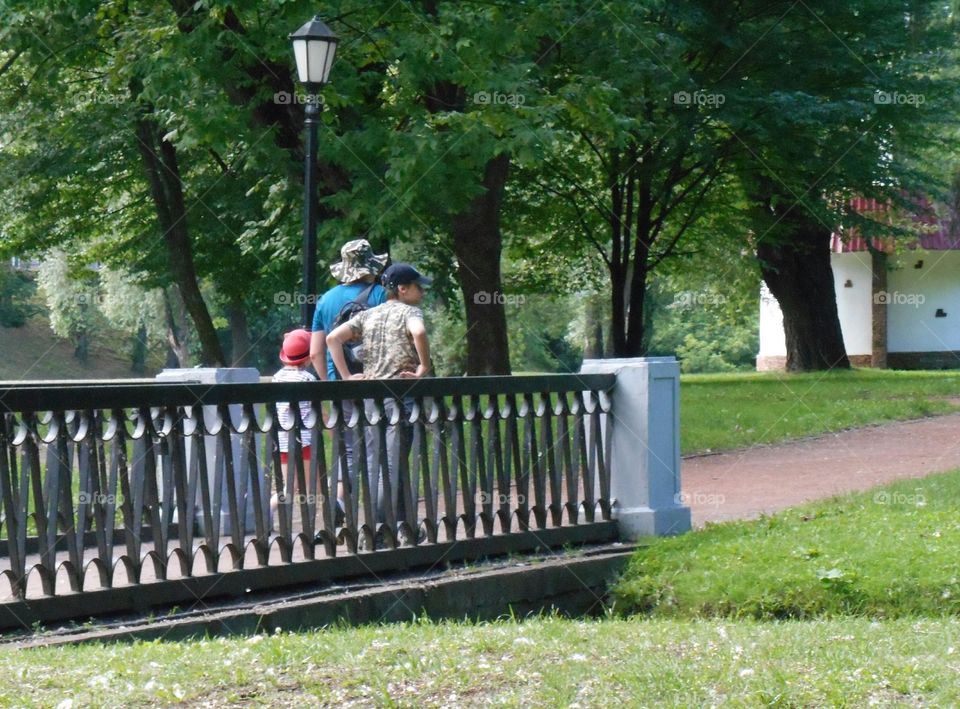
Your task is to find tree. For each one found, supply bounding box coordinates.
[6,0,952,378]
[0,1,556,374]
[509,0,958,369]
[98,267,166,374]
[508,2,742,357]
[346,1,570,374]
[36,252,97,363]
[714,0,959,370]
[0,264,38,328]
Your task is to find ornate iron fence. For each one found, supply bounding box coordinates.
[0,375,615,627]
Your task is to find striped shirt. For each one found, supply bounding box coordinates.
[272,366,316,452]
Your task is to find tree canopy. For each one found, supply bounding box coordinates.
[1,1,957,374]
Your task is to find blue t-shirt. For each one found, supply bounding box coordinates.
[311,282,387,380]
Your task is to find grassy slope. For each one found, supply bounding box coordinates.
[681,368,960,454]
[0,316,161,381]
[613,470,960,619]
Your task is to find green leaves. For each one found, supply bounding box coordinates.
[3,0,958,368]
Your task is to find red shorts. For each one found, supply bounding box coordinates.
[280,448,312,465]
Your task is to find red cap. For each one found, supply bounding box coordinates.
[279,329,311,366]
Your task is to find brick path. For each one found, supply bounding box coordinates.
[682,413,960,526]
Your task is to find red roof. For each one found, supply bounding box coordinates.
[830,196,960,253]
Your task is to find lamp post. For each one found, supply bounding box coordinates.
[290,15,338,327]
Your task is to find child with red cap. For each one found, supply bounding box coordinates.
[271,329,317,522]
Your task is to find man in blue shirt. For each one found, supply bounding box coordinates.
[309,238,388,380]
[309,239,387,532]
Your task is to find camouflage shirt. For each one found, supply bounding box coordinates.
[346,300,425,379]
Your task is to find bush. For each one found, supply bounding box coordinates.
[0,265,38,327]
[645,281,758,372]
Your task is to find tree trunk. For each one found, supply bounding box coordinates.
[584,293,605,358]
[869,247,888,368]
[163,287,191,368]
[74,331,89,364]
[608,143,651,358]
[609,262,650,357]
[131,323,148,375]
[227,300,253,367]
[135,115,226,367]
[756,211,850,371]
[623,252,649,356]
[451,153,512,375]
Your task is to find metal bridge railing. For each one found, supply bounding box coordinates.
[0,374,618,626]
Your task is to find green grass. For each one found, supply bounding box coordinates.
[681,368,960,454]
[2,616,959,706]
[613,469,960,620]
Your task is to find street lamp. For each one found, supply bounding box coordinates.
[290,15,338,327]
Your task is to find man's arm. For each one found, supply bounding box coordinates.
[326,322,361,380]
[309,330,328,380]
[400,317,431,379]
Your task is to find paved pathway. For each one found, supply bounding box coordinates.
[682,412,960,526]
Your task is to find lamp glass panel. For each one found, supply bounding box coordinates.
[293,39,309,83]
[307,40,337,83]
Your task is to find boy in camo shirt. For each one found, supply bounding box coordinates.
[326,263,432,541]
[326,262,431,381]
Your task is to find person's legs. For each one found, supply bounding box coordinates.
[391,398,416,527]
[332,399,356,526]
[358,398,415,546]
[362,399,384,525]
[271,447,312,528]
[383,398,401,525]
[364,397,409,526]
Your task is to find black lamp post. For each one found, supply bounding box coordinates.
[290,15,338,327]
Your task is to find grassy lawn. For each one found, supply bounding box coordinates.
[614,469,960,619]
[681,368,960,454]
[1,616,958,707]
[0,316,165,382]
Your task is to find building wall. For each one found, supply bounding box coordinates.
[832,252,873,356]
[886,251,960,353]
[757,252,872,366]
[758,283,786,358]
[756,250,960,370]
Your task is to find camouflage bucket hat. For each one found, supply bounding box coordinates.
[329,239,388,283]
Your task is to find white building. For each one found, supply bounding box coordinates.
[758,203,960,370]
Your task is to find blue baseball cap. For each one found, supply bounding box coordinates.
[381,263,432,290]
